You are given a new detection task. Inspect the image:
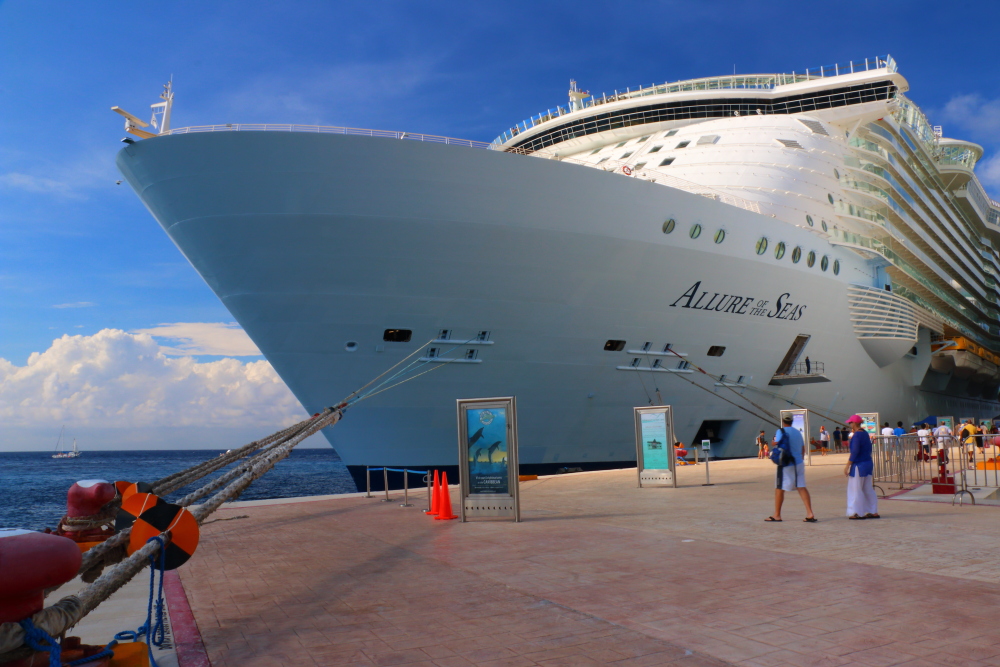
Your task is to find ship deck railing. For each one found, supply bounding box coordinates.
[165,124,493,150]
[491,54,895,147]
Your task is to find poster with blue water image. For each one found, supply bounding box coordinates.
[466,406,509,495]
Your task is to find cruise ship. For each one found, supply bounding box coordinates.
[116,56,1000,490]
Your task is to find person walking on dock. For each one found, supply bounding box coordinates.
[845,414,878,520]
[756,430,769,459]
[766,414,816,523]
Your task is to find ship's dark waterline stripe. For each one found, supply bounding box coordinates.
[507,81,897,154]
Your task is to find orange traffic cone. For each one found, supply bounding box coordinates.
[425,470,440,515]
[434,472,458,520]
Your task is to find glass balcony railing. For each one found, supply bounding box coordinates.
[491,54,895,147]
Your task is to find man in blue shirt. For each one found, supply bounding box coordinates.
[893,422,906,437]
[766,414,817,522]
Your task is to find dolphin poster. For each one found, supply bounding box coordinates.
[465,406,509,495]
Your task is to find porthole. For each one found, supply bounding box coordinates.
[821,255,829,272]
[833,259,840,275]
[806,215,814,227]
[755,237,768,255]
[792,247,802,263]
[834,168,840,180]
[345,341,358,352]
[662,218,676,234]
[821,220,828,232]
[775,242,786,260]
[807,251,816,267]
[690,223,702,239]
[714,229,725,244]
[827,193,834,204]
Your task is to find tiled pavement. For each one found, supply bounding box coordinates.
[179,455,1000,666]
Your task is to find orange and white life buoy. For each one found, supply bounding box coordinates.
[622,165,632,176]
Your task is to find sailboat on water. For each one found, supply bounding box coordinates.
[52,426,81,459]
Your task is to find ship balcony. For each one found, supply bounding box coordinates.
[769,361,830,386]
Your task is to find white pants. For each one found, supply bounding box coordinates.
[847,474,878,517]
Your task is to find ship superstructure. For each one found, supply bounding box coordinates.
[116,56,1000,489]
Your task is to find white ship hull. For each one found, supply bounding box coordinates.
[117,131,997,488]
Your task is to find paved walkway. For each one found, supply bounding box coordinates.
[178,455,1000,666]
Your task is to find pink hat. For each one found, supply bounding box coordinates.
[846,415,863,424]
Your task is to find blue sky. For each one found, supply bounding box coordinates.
[2,0,1000,448]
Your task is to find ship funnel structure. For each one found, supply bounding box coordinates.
[847,285,918,367]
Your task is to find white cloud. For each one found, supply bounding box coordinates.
[131,322,261,356]
[977,153,1000,197]
[0,329,304,429]
[52,301,95,309]
[939,94,1000,138]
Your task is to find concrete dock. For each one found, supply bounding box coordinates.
[165,455,1000,666]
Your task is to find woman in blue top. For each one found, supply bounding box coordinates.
[844,414,879,519]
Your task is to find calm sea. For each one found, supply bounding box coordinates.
[0,449,357,531]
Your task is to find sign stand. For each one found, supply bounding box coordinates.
[457,397,520,522]
[779,409,811,465]
[701,439,714,486]
[633,406,677,488]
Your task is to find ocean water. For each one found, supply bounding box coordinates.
[0,448,356,532]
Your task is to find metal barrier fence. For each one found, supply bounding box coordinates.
[872,433,1000,504]
[365,466,433,510]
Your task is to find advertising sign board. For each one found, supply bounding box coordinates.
[779,409,811,465]
[456,397,520,522]
[938,416,954,433]
[633,406,676,488]
[858,413,880,437]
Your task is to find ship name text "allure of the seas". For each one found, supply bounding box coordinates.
[669,281,807,321]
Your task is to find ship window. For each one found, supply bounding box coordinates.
[707,346,726,357]
[634,162,647,170]
[590,148,601,155]
[676,141,690,148]
[427,347,439,358]
[438,329,451,340]
[659,157,675,166]
[755,237,768,255]
[676,360,690,370]
[807,251,816,267]
[714,229,725,244]
[662,218,675,234]
[806,215,814,227]
[630,357,641,368]
[833,259,840,275]
[383,329,412,343]
[696,135,720,145]
[652,359,662,369]
[792,246,802,263]
[616,141,627,148]
[775,242,786,259]
[597,157,609,164]
[476,330,491,342]
[465,349,478,360]
[821,220,828,232]
[641,341,652,351]
[649,145,662,153]
[827,193,834,204]
[821,255,829,272]
[638,135,650,143]
[604,339,626,352]
[690,224,702,239]
[621,151,633,158]
[665,129,678,137]
[345,341,358,352]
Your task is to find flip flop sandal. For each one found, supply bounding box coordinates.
[803,517,818,522]
[865,513,881,519]
[764,516,782,522]
[848,514,866,520]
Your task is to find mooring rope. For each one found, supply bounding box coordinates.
[0,407,343,663]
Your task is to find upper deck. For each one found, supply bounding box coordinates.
[493,55,905,154]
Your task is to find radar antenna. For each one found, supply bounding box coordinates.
[111,79,174,140]
[568,79,589,112]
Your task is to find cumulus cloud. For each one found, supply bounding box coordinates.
[939,94,1000,138]
[132,322,262,356]
[52,302,95,309]
[0,329,304,428]
[976,153,1000,196]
